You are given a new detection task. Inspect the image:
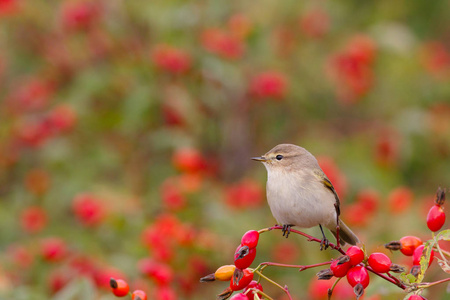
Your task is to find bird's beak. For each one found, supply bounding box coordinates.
[251,156,267,162]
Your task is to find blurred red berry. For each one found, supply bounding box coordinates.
[155,286,177,300]
[413,245,434,267]
[25,168,50,196]
[172,147,207,174]
[230,268,253,291]
[230,293,248,300]
[15,118,52,148]
[343,203,370,227]
[421,41,450,79]
[6,78,54,113]
[225,179,264,209]
[346,246,365,266]
[151,44,192,74]
[61,0,101,31]
[243,280,263,300]
[138,258,173,286]
[388,187,413,214]
[375,129,400,166]
[327,35,376,103]
[201,28,245,60]
[94,267,126,289]
[41,237,67,262]
[47,268,71,294]
[0,0,19,16]
[72,193,105,226]
[110,278,130,297]
[131,290,147,300]
[7,244,33,269]
[368,253,392,273]
[356,189,379,213]
[299,8,330,38]
[47,104,77,133]
[249,71,288,100]
[408,295,426,300]
[308,278,353,300]
[346,266,370,288]
[161,178,187,211]
[426,205,446,232]
[20,206,48,234]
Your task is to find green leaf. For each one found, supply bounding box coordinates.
[417,240,435,283]
[436,229,450,241]
[399,272,417,284]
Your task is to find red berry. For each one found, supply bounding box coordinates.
[230,269,254,291]
[131,290,147,300]
[330,259,352,278]
[368,253,392,273]
[427,205,446,232]
[346,246,365,266]
[230,293,248,300]
[399,236,423,256]
[241,230,259,249]
[234,245,257,269]
[346,266,370,289]
[408,295,426,300]
[110,278,129,297]
[243,280,263,300]
[413,245,434,267]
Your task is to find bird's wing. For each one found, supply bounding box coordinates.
[314,170,341,217]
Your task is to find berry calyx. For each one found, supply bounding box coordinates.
[346,266,370,289]
[109,278,130,297]
[241,230,259,249]
[346,246,365,266]
[330,259,352,278]
[399,236,423,256]
[426,205,446,232]
[368,252,392,273]
[230,269,254,291]
[131,290,147,300]
[234,245,257,269]
[413,245,434,267]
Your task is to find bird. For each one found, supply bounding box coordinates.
[252,143,359,249]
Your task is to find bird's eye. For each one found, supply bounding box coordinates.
[276,155,283,160]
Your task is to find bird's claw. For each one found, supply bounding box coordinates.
[282,224,292,238]
[320,238,330,251]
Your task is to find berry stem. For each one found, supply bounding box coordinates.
[265,225,345,255]
[257,260,332,271]
[365,266,406,289]
[244,288,273,300]
[432,232,447,262]
[417,277,450,289]
[328,278,342,300]
[254,269,292,299]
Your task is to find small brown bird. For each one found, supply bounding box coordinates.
[252,144,359,249]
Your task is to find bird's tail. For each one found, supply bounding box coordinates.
[330,220,360,246]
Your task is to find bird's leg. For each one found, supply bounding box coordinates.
[335,213,341,249]
[282,224,293,238]
[319,225,329,250]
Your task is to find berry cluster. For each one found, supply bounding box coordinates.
[200,187,450,299]
[109,278,147,300]
[200,230,264,300]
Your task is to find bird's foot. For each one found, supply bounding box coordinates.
[282,224,293,238]
[320,237,330,251]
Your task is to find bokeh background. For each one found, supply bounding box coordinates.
[1,0,450,299]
